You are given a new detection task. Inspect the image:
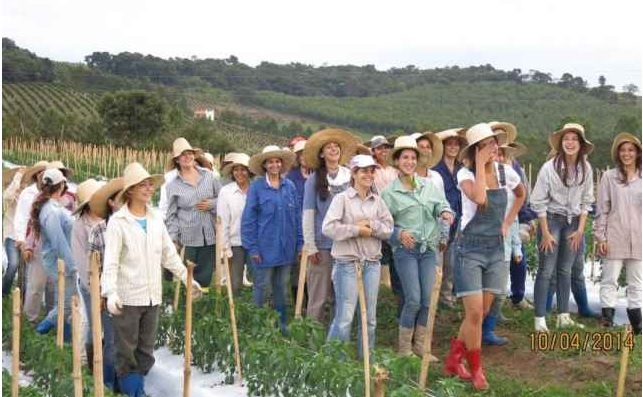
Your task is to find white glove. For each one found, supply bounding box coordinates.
[107,293,123,316]
[191,280,203,299]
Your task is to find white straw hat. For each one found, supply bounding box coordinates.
[415,131,444,168]
[116,162,163,204]
[388,135,420,166]
[248,146,296,176]
[221,153,251,177]
[459,123,507,162]
[548,123,594,155]
[73,178,105,215]
[89,177,124,219]
[167,137,203,170]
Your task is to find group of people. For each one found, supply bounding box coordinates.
[2,122,641,394]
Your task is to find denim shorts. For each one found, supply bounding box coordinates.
[452,234,507,297]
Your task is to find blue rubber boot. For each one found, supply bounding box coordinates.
[572,284,599,318]
[63,322,72,343]
[35,319,55,334]
[103,363,117,391]
[482,315,508,346]
[118,373,146,397]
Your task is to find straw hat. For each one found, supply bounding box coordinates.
[196,152,215,169]
[48,161,73,177]
[302,128,360,170]
[221,153,251,177]
[459,123,508,162]
[388,135,420,166]
[292,140,307,154]
[21,160,49,187]
[415,131,444,168]
[507,141,528,158]
[167,137,203,170]
[116,162,164,204]
[72,178,105,215]
[489,121,517,143]
[3,166,26,190]
[355,144,372,155]
[89,177,124,219]
[248,145,296,176]
[548,123,594,155]
[611,132,642,163]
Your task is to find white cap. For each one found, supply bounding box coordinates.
[42,168,66,186]
[348,154,376,170]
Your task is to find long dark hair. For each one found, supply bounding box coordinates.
[315,161,330,201]
[553,133,589,187]
[29,182,64,240]
[615,142,642,185]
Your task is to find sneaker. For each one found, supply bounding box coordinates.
[513,299,534,310]
[556,313,585,329]
[534,316,549,332]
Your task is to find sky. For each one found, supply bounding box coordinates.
[3,0,642,91]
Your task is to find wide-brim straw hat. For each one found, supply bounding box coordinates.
[459,123,508,162]
[21,160,49,187]
[302,128,360,170]
[611,132,642,163]
[435,128,468,147]
[388,135,420,166]
[3,166,26,190]
[48,161,73,178]
[89,177,124,219]
[507,141,528,158]
[489,121,517,143]
[166,137,204,170]
[72,178,105,215]
[196,152,215,169]
[221,153,251,177]
[355,144,372,155]
[416,131,444,168]
[548,123,594,155]
[248,145,296,176]
[116,163,164,204]
[292,140,307,154]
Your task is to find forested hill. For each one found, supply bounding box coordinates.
[2,38,641,169]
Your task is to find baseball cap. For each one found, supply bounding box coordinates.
[370,135,392,149]
[348,154,377,170]
[42,168,67,186]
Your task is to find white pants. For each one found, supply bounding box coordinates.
[600,259,642,309]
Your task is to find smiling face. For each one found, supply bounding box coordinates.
[618,142,640,168]
[560,131,581,157]
[320,141,341,164]
[263,157,283,176]
[352,166,376,191]
[443,137,462,159]
[416,137,432,157]
[127,178,156,205]
[394,149,418,176]
[232,165,250,184]
[372,145,391,164]
[177,150,196,169]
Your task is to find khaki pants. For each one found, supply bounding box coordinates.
[306,249,333,324]
[439,242,456,305]
[23,247,55,323]
[113,305,160,376]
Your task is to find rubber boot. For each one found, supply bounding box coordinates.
[600,308,615,328]
[627,308,642,335]
[119,373,145,397]
[104,362,117,391]
[465,348,489,390]
[35,318,55,334]
[534,316,549,332]
[412,325,439,362]
[397,326,414,356]
[443,338,471,380]
[482,315,508,345]
[573,285,599,318]
[85,344,94,372]
[63,322,72,343]
[275,305,289,336]
[545,290,554,314]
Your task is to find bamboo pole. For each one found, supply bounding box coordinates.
[12,288,21,397]
[294,251,308,318]
[214,218,224,294]
[173,246,186,312]
[57,259,66,348]
[419,265,443,390]
[89,252,105,397]
[71,295,83,397]
[223,254,243,383]
[183,260,196,397]
[616,325,632,397]
[355,261,370,397]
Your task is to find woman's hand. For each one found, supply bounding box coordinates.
[356,219,372,237]
[597,241,608,256]
[196,199,211,211]
[251,254,262,265]
[566,230,583,252]
[538,232,556,253]
[440,211,454,225]
[309,252,322,264]
[399,230,415,250]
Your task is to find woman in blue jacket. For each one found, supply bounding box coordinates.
[242,145,303,334]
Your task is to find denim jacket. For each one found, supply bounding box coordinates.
[39,199,76,274]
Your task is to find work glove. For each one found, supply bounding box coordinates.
[107,293,123,316]
[191,280,204,300]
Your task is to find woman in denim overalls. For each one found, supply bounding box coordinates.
[443,124,525,390]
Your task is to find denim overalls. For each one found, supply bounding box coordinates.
[454,166,508,296]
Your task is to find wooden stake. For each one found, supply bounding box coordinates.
[616,325,632,397]
[173,246,186,312]
[419,265,443,390]
[183,260,196,397]
[355,261,370,397]
[12,288,21,397]
[89,252,104,397]
[57,259,66,348]
[373,365,389,397]
[71,295,83,397]
[223,254,243,383]
[294,251,308,318]
[214,217,224,294]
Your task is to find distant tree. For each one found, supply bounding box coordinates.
[598,75,606,87]
[530,70,552,84]
[623,84,639,95]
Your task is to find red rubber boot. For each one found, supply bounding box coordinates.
[465,348,489,390]
[443,338,471,380]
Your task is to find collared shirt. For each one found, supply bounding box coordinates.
[373,164,398,194]
[158,169,179,220]
[216,182,247,250]
[3,169,24,240]
[39,199,76,274]
[593,168,641,261]
[166,166,221,247]
[89,221,107,260]
[381,176,452,252]
[530,158,594,219]
[72,213,100,288]
[102,205,187,305]
[432,159,463,239]
[285,167,307,209]
[14,183,39,243]
[322,186,393,262]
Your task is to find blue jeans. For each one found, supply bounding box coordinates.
[253,264,291,326]
[533,214,578,317]
[2,238,20,295]
[393,246,437,328]
[510,245,527,304]
[327,260,380,358]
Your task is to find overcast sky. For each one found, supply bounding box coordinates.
[3,0,641,91]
